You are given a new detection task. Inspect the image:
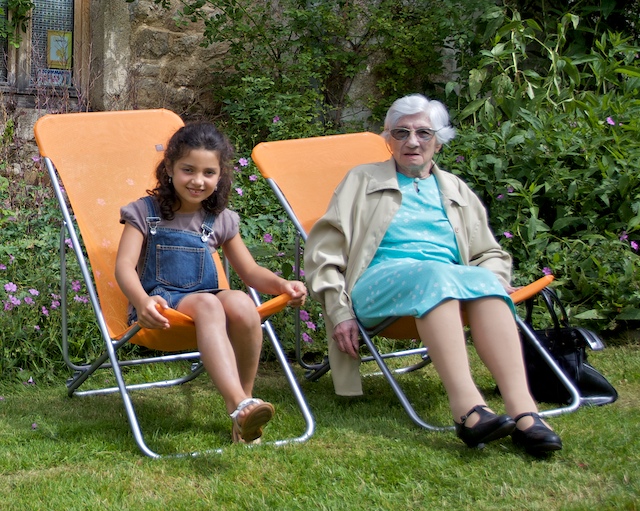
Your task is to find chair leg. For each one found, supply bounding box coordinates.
[358,325,453,432]
[516,316,581,417]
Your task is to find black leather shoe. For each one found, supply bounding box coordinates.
[512,412,563,456]
[454,405,516,448]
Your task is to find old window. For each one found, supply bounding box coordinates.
[1,0,90,106]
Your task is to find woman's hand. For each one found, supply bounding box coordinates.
[282,280,308,307]
[135,295,171,330]
[333,319,360,359]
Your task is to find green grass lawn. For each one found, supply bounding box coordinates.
[1,344,638,511]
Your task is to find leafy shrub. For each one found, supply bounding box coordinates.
[442,8,640,330]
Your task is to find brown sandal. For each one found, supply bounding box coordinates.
[230,398,275,443]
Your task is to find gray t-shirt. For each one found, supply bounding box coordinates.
[120,196,239,272]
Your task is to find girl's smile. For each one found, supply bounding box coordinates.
[168,148,221,213]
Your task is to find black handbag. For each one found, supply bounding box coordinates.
[520,287,618,406]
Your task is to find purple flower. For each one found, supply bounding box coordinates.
[24,296,34,305]
[299,310,310,321]
[31,155,40,162]
[249,174,258,182]
[42,306,49,316]
[542,267,553,276]
[0,396,4,400]
[305,321,316,331]
[29,289,39,296]
[455,155,465,163]
[26,376,35,385]
[302,332,313,344]
[503,232,513,239]
[273,116,280,123]
[507,187,514,193]
[31,423,37,430]
[9,296,20,306]
[4,282,17,292]
[72,280,82,292]
[606,116,616,125]
[497,194,504,200]
[263,233,273,243]
[631,241,638,251]
[51,300,60,309]
[73,295,89,304]
[620,231,629,242]
[34,325,40,331]
[65,238,73,248]
[238,158,249,167]
[0,264,6,270]
[235,188,243,196]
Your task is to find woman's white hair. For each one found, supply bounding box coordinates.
[382,93,456,145]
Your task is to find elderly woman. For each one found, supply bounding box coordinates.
[304,94,562,456]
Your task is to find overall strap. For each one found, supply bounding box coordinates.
[143,196,161,235]
[200,211,217,243]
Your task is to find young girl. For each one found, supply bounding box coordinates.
[115,122,307,443]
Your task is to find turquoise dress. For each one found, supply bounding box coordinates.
[351,172,514,328]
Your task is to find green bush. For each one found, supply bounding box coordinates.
[441,8,640,330]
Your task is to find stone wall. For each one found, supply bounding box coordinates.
[91,0,222,117]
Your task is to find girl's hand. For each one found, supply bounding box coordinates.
[135,295,171,329]
[282,280,307,307]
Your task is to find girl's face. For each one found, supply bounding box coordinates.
[167,148,221,213]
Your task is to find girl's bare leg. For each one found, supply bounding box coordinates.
[177,291,260,417]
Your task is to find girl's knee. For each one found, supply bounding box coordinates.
[222,291,260,325]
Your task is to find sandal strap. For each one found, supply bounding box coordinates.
[513,412,542,422]
[459,405,490,425]
[230,398,261,419]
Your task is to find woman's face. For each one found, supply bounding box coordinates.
[388,113,442,178]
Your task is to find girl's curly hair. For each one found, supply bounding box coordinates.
[149,122,234,219]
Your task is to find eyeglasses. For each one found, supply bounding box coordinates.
[389,128,437,141]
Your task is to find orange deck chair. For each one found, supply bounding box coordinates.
[252,132,580,431]
[34,109,314,457]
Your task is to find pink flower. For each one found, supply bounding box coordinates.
[273,116,280,123]
[29,289,39,296]
[72,280,82,292]
[235,188,243,196]
[620,231,629,241]
[73,295,89,303]
[24,296,34,305]
[249,175,258,181]
[263,233,273,243]
[4,282,17,292]
[455,155,464,163]
[299,310,310,321]
[41,306,49,316]
[497,194,504,200]
[631,241,638,251]
[302,332,313,344]
[51,300,60,309]
[503,232,513,238]
[31,423,37,430]
[305,321,316,331]
[542,267,552,276]
[238,158,249,167]
[0,264,5,270]
[606,116,615,125]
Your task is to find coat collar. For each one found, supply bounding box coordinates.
[365,158,468,207]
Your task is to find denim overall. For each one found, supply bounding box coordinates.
[128,196,219,323]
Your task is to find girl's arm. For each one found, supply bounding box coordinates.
[115,223,170,329]
[221,233,307,305]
